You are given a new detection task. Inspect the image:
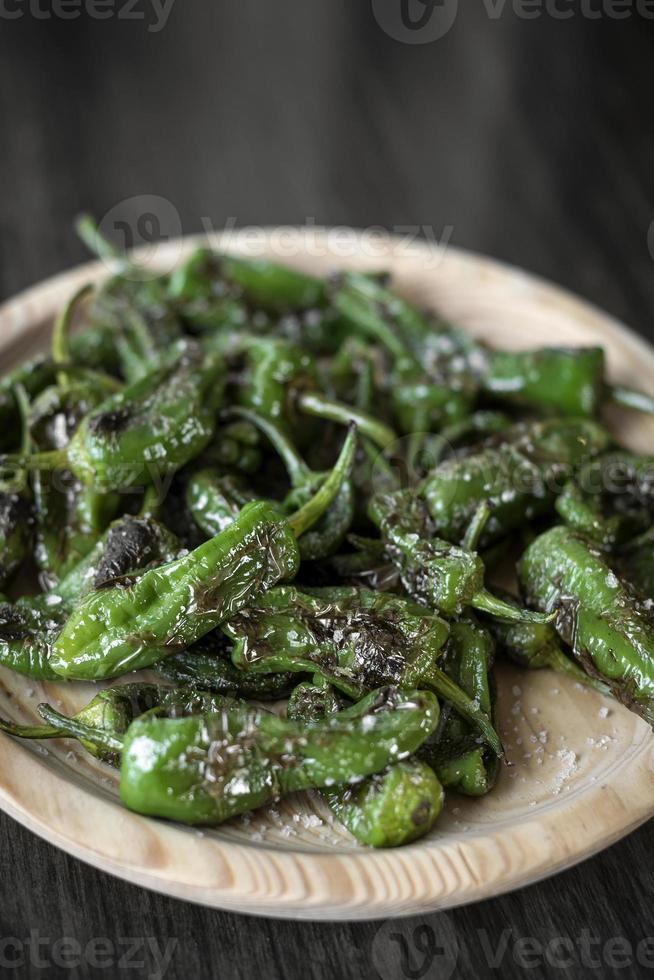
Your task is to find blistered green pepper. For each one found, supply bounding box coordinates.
[50,428,356,680]
[421,418,612,545]
[369,490,552,623]
[286,679,444,847]
[519,525,654,725]
[225,584,502,754]
[119,687,439,826]
[6,343,225,494]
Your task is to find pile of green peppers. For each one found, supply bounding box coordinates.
[1,216,654,849]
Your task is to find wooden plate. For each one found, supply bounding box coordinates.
[0,230,653,921]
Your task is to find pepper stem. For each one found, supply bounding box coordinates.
[0,717,60,740]
[52,282,94,387]
[288,424,357,538]
[0,449,67,475]
[75,213,127,267]
[227,407,311,487]
[419,664,503,757]
[37,704,124,755]
[473,589,556,625]
[297,391,397,450]
[545,647,610,695]
[609,385,654,415]
[462,501,491,552]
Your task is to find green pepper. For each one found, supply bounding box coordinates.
[0,683,235,764]
[369,490,552,623]
[119,686,439,826]
[186,470,261,538]
[554,451,654,547]
[286,679,444,847]
[157,643,295,700]
[167,248,249,333]
[418,618,498,796]
[0,386,33,588]
[24,310,121,582]
[54,512,181,603]
[216,252,328,311]
[478,347,605,417]
[487,594,610,694]
[519,524,654,724]
[0,358,56,452]
[225,584,502,754]
[420,418,612,545]
[236,337,317,430]
[6,343,225,494]
[332,272,475,433]
[49,427,356,680]
[0,597,65,680]
[229,408,355,560]
[617,528,654,598]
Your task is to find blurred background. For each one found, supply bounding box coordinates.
[2,3,653,337]
[1,4,654,979]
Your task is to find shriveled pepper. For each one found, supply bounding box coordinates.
[286,679,444,847]
[119,686,439,826]
[421,418,612,545]
[519,525,654,725]
[50,427,356,680]
[369,490,552,623]
[6,343,225,494]
[225,584,502,754]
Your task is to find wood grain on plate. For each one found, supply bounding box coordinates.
[0,230,653,921]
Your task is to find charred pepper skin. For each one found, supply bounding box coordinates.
[369,490,552,624]
[225,584,503,754]
[225,584,451,699]
[286,679,445,847]
[50,427,356,680]
[519,525,654,725]
[6,344,226,494]
[119,687,439,826]
[50,501,301,680]
[420,418,612,545]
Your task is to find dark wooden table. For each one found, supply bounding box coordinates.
[1,4,654,978]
